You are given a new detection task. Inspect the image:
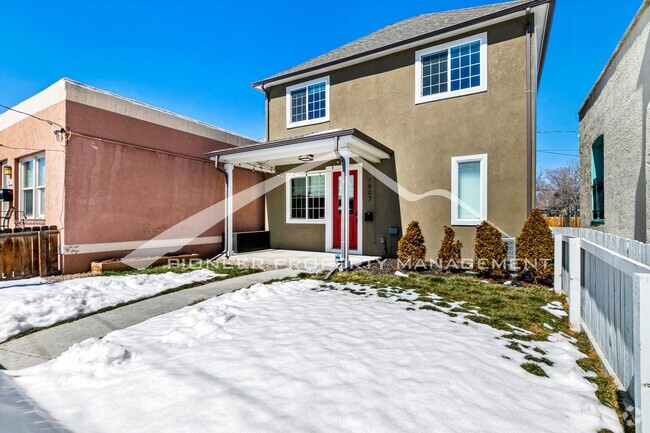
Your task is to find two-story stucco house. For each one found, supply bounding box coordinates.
[579,1,649,242]
[209,0,555,267]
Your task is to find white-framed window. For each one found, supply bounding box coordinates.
[1,162,10,217]
[286,76,330,128]
[415,32,488,104]
[19,154,45,219]
[286,172,326,223]
[451,154,487,226]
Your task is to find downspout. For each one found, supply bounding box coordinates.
[213,156,228,259]
[525,7,533,214]
[261,84,270,142]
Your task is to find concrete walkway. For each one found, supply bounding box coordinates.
[223,249,381,271]
[0,268,299,370]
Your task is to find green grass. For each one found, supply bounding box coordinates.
[325,270,565,341]
[98,261,259,279]
[317,269,630,430]
[3,262,260,343]
[521,362,548,377]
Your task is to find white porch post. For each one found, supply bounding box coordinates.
[340,147,350,269]
[224,163,234,258]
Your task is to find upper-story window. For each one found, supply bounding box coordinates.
[286,76,330,128]
[415,33,487,104]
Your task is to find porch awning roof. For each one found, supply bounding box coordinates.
[206,128,393,172]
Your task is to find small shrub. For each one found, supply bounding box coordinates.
[437,226,463,270]
[397,221,427,265]
[516,208,554,283]
[474,221,508,279]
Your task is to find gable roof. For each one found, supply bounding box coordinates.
[253,0,554,88]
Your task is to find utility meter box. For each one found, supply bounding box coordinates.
[0,189,13,202]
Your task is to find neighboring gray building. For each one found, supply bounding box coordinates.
[579,1,650,241]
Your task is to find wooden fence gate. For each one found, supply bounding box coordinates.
[0,226,60,280]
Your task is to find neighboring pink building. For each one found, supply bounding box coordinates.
[0,78,265,274]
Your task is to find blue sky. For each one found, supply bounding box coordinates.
[0,0,642,171]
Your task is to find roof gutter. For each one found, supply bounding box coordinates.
[252,0,553,89]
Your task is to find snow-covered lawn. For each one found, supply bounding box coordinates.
[0,269,223,342]
[5,279,621,433]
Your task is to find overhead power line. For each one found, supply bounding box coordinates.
[537,130,578,134]
[538,150,579,157]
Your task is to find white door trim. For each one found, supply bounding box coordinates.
[325,164,363,255]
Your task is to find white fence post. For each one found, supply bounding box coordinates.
[634,273,650,433]
[554,234,563,294]
[568,237,582,331]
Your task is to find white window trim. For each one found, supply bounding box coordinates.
[451,153,487,226]
[285,171,328,224]
[415,32,488,105]
[1,162,10,216]
[285,76,330,129]
[19,153,45,219]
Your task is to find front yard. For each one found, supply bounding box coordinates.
[4,271,623,433]
[0,262,260,342]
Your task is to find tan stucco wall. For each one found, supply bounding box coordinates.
[266,18,533,258]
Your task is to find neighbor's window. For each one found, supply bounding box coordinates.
[288,173,326,222]
[591,135,604,224]
[451,154,487,225]
[1,162,10,217]
[416,33,487,104]
[20,154,45,219]
[286,77,330,128]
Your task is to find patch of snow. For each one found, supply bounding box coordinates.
[543,323,554,330]
[394,271,409,278]
[5,279,622,433]
[542,302,568,318]
[503,280,512,286]
[507,324,534,336]
[0,270,222,342]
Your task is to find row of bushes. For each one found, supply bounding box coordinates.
[397,209,554,283]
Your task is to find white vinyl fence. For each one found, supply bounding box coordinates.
[553,228,650,433]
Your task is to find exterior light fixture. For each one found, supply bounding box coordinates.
[3,165,11,177]
[298,154,314,162]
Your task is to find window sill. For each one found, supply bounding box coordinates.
[591,219,605,226]
[286,117,330,130]
[416,87,487,105]
[286,218,327,225]
[451,219,484,226]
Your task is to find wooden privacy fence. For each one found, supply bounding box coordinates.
[553,227,650,433]
[0,226,60,279]
[544,216,580,228]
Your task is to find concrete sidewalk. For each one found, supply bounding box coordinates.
[0,268,299,370]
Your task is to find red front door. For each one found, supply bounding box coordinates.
[333,170,358,250]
